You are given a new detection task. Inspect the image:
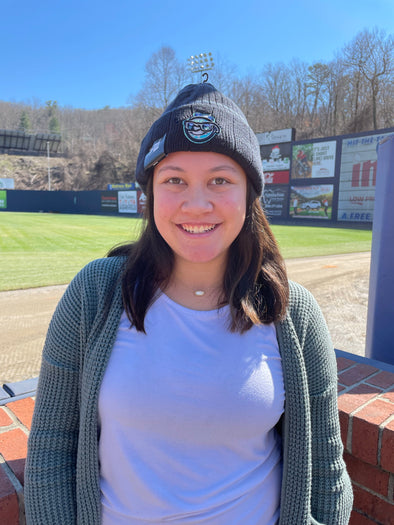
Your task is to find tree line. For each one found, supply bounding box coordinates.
[1,27,393,190]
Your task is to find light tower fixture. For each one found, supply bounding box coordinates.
[188,52,214,79]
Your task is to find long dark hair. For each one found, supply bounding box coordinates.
[108,177,289,333]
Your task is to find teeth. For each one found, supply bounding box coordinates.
[182,224,216,234]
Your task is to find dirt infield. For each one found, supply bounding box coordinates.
[0,252,371,385]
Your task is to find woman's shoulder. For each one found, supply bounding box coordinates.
[285,280,329,337]
[66,255,127,301]
[78,255,127,281]
[287,280,318,313]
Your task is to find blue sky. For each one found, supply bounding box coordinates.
[1,0,393,110]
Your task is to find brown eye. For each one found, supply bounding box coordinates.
[167,177,183,185]
[211,177,228,185]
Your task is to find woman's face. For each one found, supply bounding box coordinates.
[153,151,247,269]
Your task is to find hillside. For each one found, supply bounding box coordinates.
[0,152,133,191]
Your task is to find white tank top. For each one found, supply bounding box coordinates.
[98,293,285,524]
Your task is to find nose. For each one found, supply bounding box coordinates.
[181,184,213,213]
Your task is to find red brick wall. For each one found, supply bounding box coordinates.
[1,355,393,525]
[337,356,394,524]
[0,397,33,525]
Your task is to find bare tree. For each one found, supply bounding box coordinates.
[262,62,287,116]
[204,53,237,94]
[306,62,330,127]
[229,76,268,131]
[130,46,189,112]
[379,74,394,127]
[288,59,309,128]
[1,28,393,191]
[343,27,394,130]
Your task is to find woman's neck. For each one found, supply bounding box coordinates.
[164,258,226,311]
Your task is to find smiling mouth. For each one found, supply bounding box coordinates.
[180,224,218,234]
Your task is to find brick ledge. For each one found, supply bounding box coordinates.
[0,352,393,525]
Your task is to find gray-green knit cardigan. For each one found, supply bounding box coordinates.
[25,256,353,525]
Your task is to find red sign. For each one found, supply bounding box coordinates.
[264,171,289,184]
[351,160,377,188]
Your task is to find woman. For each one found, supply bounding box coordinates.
[25,83,353,524]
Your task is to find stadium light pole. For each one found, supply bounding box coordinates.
[187,52,214,81]
[47,141,51,191]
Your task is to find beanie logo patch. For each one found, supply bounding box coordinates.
[182,112,220,144]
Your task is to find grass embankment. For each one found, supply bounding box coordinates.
[0,212,372,291]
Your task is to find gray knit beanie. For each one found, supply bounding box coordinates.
[135,83,264,195]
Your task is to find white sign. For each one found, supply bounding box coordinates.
[291,184,333,199]
[0,178,14,189]
[338,132,393,222]
[262,157,290,172]
[256,128,294,145]
[311,141,336,178]
[292,141,336,179]
[118,190,137,213]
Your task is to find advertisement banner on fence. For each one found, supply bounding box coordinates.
[107,183,136,190]
[291,141,336,179]
[118,190,137,214]
[0,190,6,209]
[101,191,118,212]
[256,128,295,145]
[263,186,289,219]
[137,191,147,214]
[290,184,333,219]
[264,171,290,184]
[337,132,393,222]
[261,143,291,174]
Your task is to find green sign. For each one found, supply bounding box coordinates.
[0,190,7,209]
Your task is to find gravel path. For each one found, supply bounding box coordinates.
[0,252,371,384]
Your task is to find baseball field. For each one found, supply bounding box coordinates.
[0,212,372,291]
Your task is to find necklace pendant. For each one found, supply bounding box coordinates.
[194,290,205,297]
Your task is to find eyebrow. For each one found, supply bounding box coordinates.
[209,165,238,173]
[156,165,185,175]
[156,164,239,174]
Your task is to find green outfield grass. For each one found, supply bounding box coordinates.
[0,212,372,291]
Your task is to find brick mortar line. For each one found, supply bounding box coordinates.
[337,362,359,374]
[342,396,394,455]
[381,413,394,428]
[351,394,394,418]
[377,424,384,468]
[337,381,380,396]
[352,478,394,505]
[338,386,394,420]
[338,367,382,381]
[0,421,19,435]
[378,413,394,467]
[337,379,377,394]
[337,367,394,394]
[0,453,26,525]
[351,507,386,525]
[1,405,30,436]
[365,378,394,390]
[388,474,394,504]
[368,389,393,402]
[346,415,353,453]
[0,454,22,492]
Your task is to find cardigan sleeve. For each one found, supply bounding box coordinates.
[289,282,353,525]
[24,256,125,524]
[24,265,90,524]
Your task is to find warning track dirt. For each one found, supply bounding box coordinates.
[0,252,370,385]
